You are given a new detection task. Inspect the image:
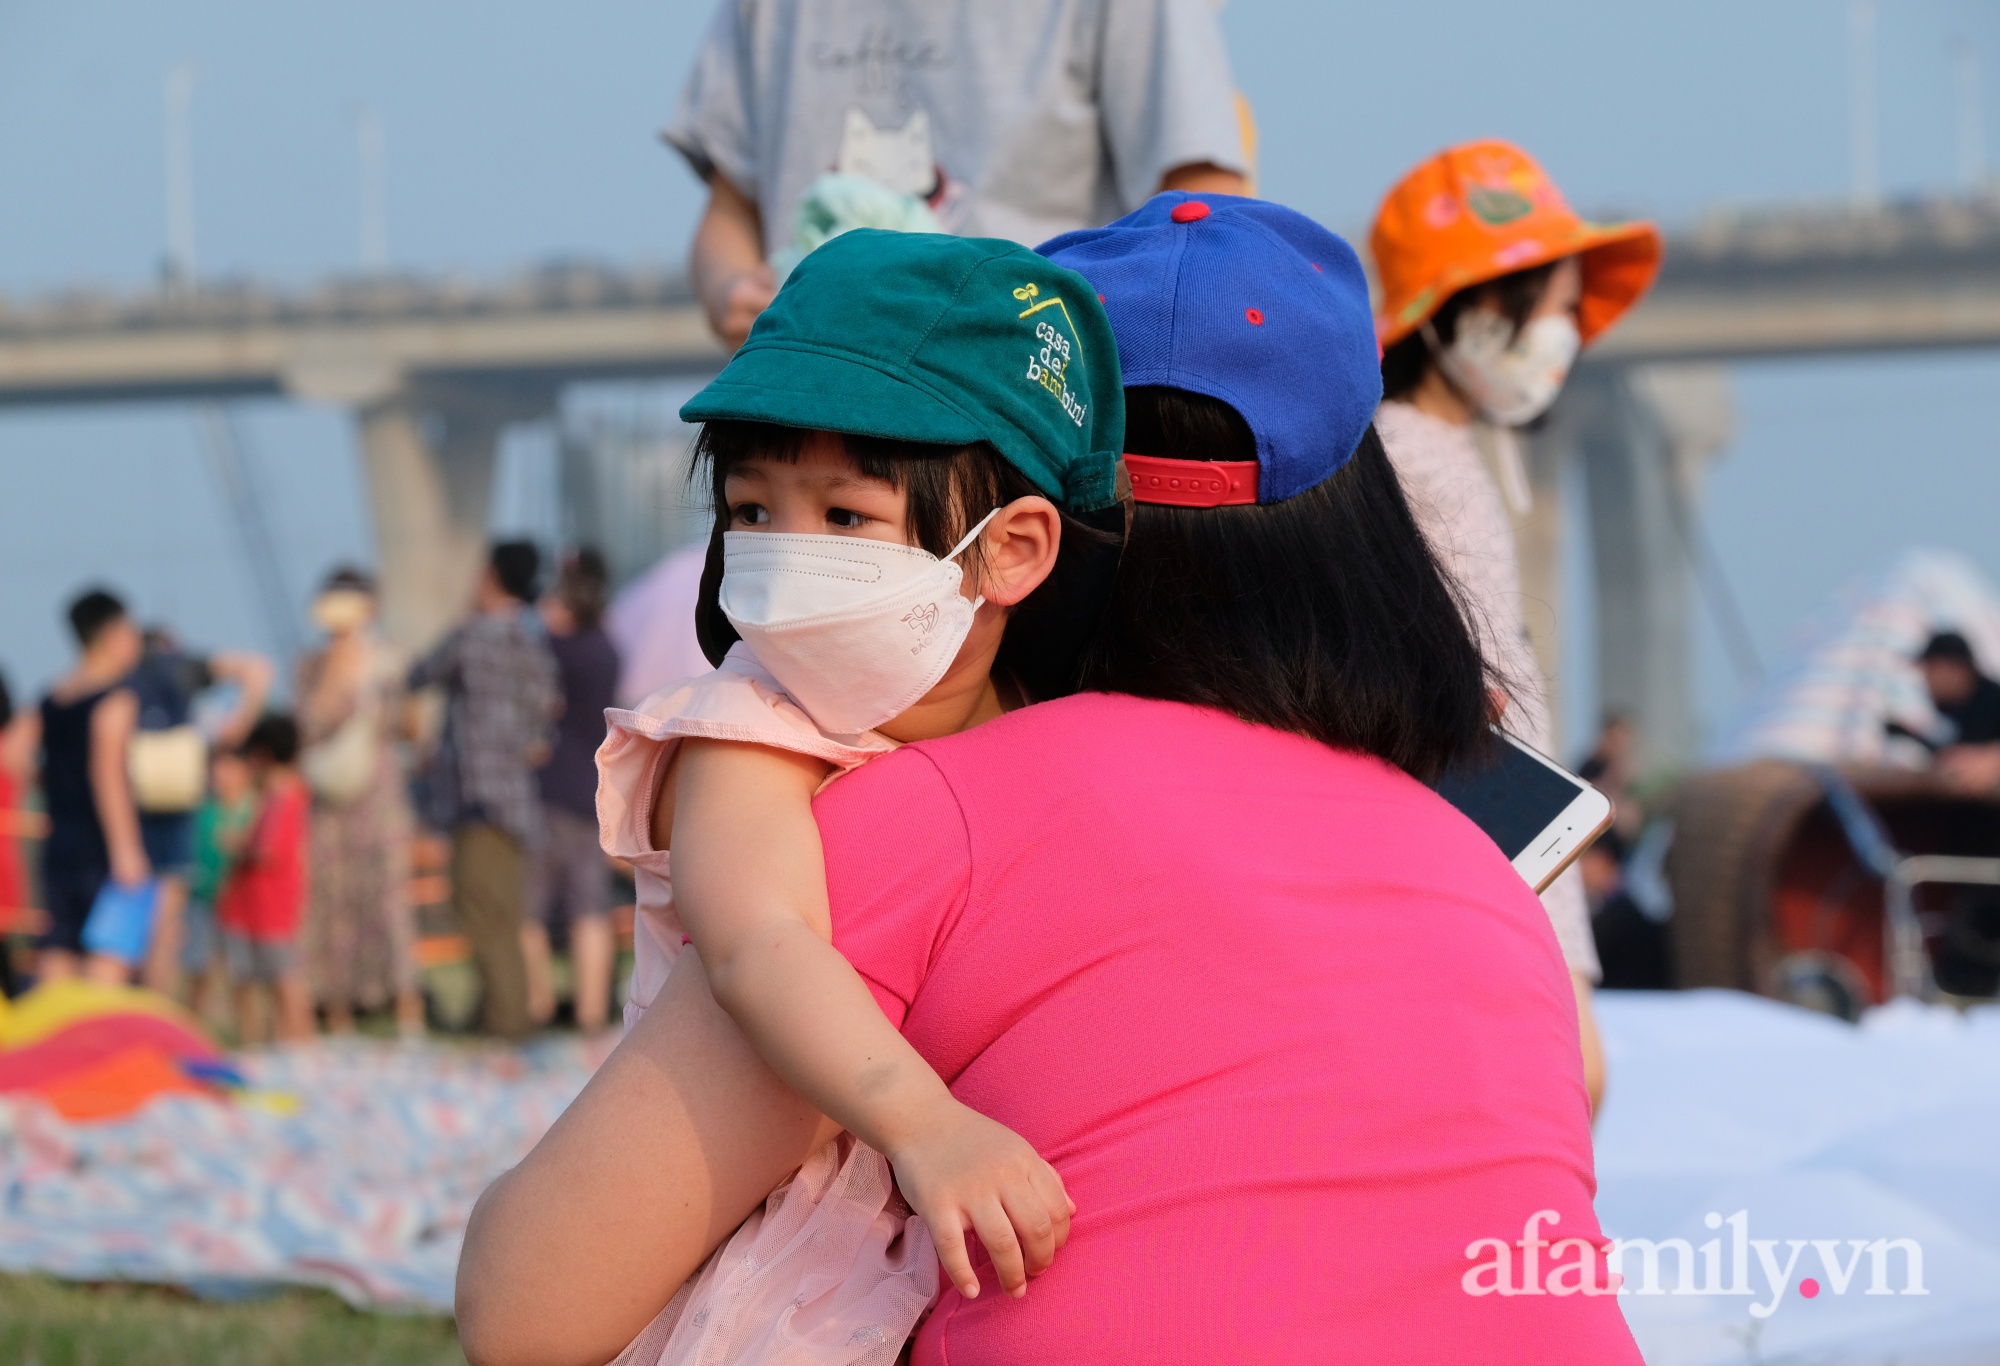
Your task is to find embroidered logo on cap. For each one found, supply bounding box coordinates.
[1012,282,1089,429]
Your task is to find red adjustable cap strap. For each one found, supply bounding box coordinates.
[1122,453,1260,507]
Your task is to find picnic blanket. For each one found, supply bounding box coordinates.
[1596,990,2000,1365]
[5,990,1999,1365]
[0,1035,600,1309]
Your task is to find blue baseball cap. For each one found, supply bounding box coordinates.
[1038,192,1382,505]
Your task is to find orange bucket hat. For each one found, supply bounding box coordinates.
[1370,139,1662,348]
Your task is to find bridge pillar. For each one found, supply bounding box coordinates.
[1524,363,1733,772]
[356,383,556,652]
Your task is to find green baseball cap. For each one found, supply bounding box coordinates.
[680,230,1125,512]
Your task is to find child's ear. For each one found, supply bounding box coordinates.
[977,497,1061,608]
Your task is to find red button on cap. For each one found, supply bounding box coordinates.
[1169,201,1210,224]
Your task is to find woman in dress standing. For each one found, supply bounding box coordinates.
[296,567,422,1035]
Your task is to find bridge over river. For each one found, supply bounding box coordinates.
[4,195,1998,758]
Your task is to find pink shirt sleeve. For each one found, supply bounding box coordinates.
[596,646,900,1029]
[814,748,973,1031]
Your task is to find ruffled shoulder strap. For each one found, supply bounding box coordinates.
[596,643,894,861]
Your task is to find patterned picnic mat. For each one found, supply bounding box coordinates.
[0,1035,603,1310]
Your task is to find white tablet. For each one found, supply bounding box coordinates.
[1436,728,1616,894]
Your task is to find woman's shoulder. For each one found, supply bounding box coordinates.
[1374,397,1444,441]
[917,691,1286,739]
[914,698,1486,847]
[906,693,1402,786]
[812,696,1181,825]
[1373,399,1480,473]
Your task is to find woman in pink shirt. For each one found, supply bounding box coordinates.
[459,197,1639,1365]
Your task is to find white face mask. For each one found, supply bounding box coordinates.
[1425,309,1581,427]
[718,508,1001,736]
[312,590,374,634]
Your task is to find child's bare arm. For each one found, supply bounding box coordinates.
[667,737,1072,1298]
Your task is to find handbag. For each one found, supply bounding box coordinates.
[128,726,208,813]
[302,678,383,806]
[82,878,160,965]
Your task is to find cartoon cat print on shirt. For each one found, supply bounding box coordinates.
[836,107,937,199]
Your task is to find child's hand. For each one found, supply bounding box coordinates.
[886,1100,1074,1301]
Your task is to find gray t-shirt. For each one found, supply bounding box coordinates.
[665,0,1247,254]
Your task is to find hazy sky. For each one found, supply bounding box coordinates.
[3,0,1999,749]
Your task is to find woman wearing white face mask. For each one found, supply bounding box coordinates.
[294,566,423,1037]
[1371,140,1662,1116]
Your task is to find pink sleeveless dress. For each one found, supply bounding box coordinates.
[596,643,940,1366]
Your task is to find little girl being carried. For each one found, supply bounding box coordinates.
[595,229,1127,1364]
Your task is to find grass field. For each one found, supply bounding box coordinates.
[0,1274,464,1366]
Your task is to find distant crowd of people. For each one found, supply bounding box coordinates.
[0,540,623,1043]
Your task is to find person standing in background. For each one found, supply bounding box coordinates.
[17,591,148,984]
[185,745,256,1028]
[1579,711,1645,841]
[522,549,621,1034]
[1371,141,1663,1114]
[297,568,423,1036]
[126,626,272,997]
[218,716,314,1045]
[0,672,30,961]
[670,0,1252,345]
[1910,630,2000,792]
[604,542,710,706]
[408,542,559,1041]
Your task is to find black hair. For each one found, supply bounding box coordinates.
[241,713,301,766]
[320,564,377,596]
[1919,630,1976,665]
[67,588,128,648]
[691,421,1121,704]
[1079,387,1497,783]
[0,669,12,731]
[559,547,611,630]
[1380,260,1561,402]
[490,541,541,603]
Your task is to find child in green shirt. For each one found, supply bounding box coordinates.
[184,747,255,1018]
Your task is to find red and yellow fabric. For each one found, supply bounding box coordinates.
[0,980,196,1049]
[34,1048,211,1122]
[0,1012,219,1091]
[0,981,221,1121]
[1370,138,1661,348]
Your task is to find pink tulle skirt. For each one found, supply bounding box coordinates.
[614,1135,940,1366]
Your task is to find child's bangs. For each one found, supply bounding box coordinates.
[692,420,1023,558]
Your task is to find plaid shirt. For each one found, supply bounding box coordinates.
[409,610,559,841]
